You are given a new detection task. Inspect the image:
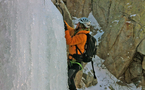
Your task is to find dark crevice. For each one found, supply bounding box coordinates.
[91,0,93,11]
[54,0,64,17]
[63,1,66,5]
[109,23,125,51]
[82,1,85,17]
[106,0,112,26]
[136,37,145,50]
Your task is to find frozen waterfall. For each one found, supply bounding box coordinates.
[0,0,68,90]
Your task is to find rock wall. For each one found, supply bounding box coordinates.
[51,0,145,88]
[66,0,92,18]
[93,0,145,87]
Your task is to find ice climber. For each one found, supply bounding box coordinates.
[64,17,91,90]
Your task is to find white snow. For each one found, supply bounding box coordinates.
[130,14,137,17]
[112,20,120,24]
[88,12,101,30]
[78,56,142,90]
[126,21,132,23]
[127,3,130,5]
[0,0,68,90]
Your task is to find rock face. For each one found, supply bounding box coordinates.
[74,63,98,88]
[66,0,92,18]
[51,0,145,88]
[138,39,145,55]
[92,1,145,87]
[82,70,98,87]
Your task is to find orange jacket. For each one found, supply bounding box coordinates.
[65,21,90,59]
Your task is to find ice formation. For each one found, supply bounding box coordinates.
[0,0,68,90]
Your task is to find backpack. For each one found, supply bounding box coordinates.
[75,33,97,79]
[75,33,97,62]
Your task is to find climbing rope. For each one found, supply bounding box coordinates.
[70,60,83,71]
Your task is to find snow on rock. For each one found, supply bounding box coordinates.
[88,12,104,45]
[78,55,142,90]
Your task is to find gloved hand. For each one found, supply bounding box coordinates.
[64,21,68,31]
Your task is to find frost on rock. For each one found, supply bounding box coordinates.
[0,0,67,90]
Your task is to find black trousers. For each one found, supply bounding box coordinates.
[68,63,81,90]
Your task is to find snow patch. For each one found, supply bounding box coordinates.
[88,12,104,45]
[79,56,142,90]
